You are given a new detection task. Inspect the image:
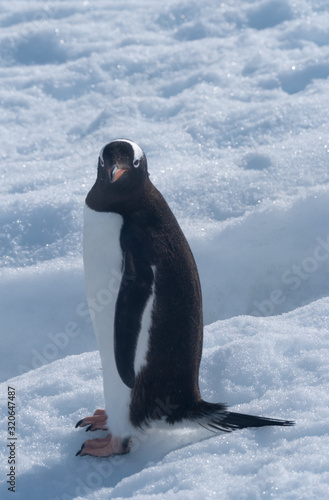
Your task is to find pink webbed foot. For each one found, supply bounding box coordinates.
[76,433,131,457]
[75,409,108,432]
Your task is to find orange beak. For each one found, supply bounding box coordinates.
[108,165,127,183]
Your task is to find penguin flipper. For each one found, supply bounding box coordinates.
[114,250,154,389]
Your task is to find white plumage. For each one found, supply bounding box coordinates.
[83,205,132,437]
[83,205,154,437]
[134,268,156,375]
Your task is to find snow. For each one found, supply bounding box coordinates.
[1,0,329,498]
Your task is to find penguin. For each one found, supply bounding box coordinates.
[76,139,294,457]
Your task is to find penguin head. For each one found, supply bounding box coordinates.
[99,139,147,187]
[87,139,149,213]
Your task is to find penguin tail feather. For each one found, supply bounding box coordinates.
[186,401,295,433]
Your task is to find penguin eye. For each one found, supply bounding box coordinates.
[133,159,140,168]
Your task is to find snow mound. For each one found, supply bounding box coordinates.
[1,299,329,499]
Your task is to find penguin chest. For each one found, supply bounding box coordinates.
[83,205,123,330]
[83,205,132,435]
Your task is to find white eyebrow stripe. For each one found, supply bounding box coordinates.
[99,146,105,166]
[98,139,144,166]
[116,139,144,162]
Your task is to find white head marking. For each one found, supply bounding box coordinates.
[99,139,144,168]
[99,146,105,167]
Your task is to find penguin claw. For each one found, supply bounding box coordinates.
[76,434,131,458]
[121,437,131,450]
[75,409,108,431]
[75,443,85,456]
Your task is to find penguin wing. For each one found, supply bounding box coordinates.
[114,250,154,389]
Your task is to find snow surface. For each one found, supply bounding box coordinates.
[1,0,329,498]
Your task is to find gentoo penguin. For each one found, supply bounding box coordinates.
[76,139,293,457]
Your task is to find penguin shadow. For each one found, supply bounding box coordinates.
[9,427,209,500]
[13,420,211,500]
[71,425,211,496]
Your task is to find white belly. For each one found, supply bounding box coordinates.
[83,204,132,437]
